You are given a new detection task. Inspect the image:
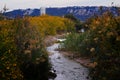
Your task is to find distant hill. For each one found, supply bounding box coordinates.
[5,6,119,21]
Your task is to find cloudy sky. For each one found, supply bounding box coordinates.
[0,0,120,11]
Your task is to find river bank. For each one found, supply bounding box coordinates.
[58,51,96,68]
[44,34,66,47]
[44,34,96,68]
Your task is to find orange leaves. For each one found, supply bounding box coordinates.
[28,15,74,36]
[13,63,17,67]
[0,19,23,79]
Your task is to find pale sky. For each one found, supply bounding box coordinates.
[0,0,120,11]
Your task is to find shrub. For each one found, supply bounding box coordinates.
[63,12,120,80]
[0,21,23,79]
[89,13,120,80]
[0,15,74,79]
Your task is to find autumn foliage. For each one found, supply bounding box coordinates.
[0,15,74,79]
[63,12,120,80]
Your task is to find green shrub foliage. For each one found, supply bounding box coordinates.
[63,12,120,80]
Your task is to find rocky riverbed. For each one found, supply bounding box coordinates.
[47,42,91,80]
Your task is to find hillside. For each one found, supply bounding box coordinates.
[5,6,119,21]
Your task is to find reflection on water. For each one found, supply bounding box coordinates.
[47,42,90,80]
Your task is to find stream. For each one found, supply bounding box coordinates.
[47,39,90,80]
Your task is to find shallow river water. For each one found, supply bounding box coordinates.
[47,43,90,80]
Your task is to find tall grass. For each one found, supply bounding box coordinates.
[63,33,89,55]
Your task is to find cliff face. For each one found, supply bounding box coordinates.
[5,6,119,21]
